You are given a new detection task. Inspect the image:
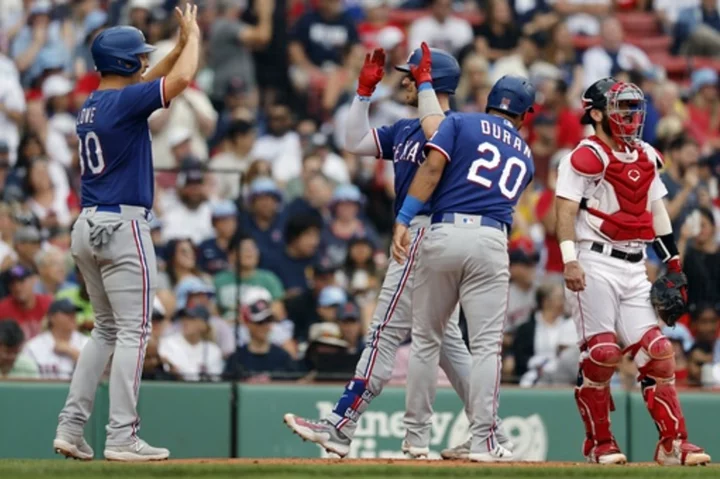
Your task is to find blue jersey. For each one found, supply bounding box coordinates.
[426,113,534,227]
[375,115,450,217]
[76,78,169,209]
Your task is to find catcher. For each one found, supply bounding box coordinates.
[554,77,711,466]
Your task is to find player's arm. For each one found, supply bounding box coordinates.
[554,148,602,291]
[406,149,447,203]
[411,42,445,139]
[345,49,387,157]
[163,4,201,102]
[143,5,192,83]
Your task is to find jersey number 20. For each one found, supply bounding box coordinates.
[78,132,106,175]
[467,142,527,200]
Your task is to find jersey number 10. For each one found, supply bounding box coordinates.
[78,132,106,176]
[467,142,527,200]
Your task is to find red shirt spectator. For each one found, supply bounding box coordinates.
[0,265,53,340]
[534,151,567,276]
[685,69,720,144]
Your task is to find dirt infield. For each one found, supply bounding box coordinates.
[165,457,660,468]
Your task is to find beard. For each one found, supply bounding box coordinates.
[600,113,614,139]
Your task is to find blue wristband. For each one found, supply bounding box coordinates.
[357,95,372,102]
[418,82,433,92]
[396,195,425,226]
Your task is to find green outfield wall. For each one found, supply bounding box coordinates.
[0,381,717,461]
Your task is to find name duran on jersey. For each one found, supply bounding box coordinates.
[479,119,533,159]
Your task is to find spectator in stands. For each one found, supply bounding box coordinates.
[512,282,575,386]
[285,154,324,202]
[72,8,107,77]
[490,31,546,83]
[207,0,274,105]
[198,201,238,275]
[662,136,701,234]
[673,0,720,58]
[472,0,520,62]
[209,119,257,200]
[22,298,86,380]
[56,266,94,333]
[240,178,286,258]
[225,296,297,381]
[0,62,26,166]
[302,321,355,379]
[0,319,39,379]
[543,20,584,104]
[581,16,652,88]
[691,303,719,345]
[455,54,491,112]
[322,44,367,117]
[687,341,714,387]
[408,0,473,57]
[550,0,612,37]
[322,184,379,265]
[33,246,72,295]
[289,0,361,91]
[357,0,397,49]
[159,305,225,382]
[285,172,334,222]
[0,264,52,339]
[316,285,347,325]
[24,159,73,230]
[506,238,540,335]
[535,150,566,282]
[215,233,286,322]
[680,207,720,311]
[251,103,304,184]
[285,260,339,342]
[686,68,720,145]
[338,300,364,354]
[161,159,213,244]
[13,226,42,272]
[158,238,210,296]
[0,146,12,202]
[340,236,380,295]
[142,337,179,381]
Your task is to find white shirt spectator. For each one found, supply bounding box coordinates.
[506,282,537,333]
[490,54,530,84]
[407,13,473,57]
[149,41,218,169]
[546,0,612,36]
[582,43,652,88]
[251,131,303,183]
[209,151,250,200]
[158,333,224,381]
[23,331,88,380]
[0,60,26,165]
[161,200,214,244]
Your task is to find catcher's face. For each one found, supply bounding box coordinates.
[605,82,646,146]
[401,74,419,107]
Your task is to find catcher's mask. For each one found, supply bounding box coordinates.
[605,82,646,146]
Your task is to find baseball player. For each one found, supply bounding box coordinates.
[52,6,200,462]
[392,75,536,462]
[554,77,710,466]
[284,44,512,460]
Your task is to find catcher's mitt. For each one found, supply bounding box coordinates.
[650,271,688,327]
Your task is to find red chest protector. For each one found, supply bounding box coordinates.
[580,137,657,242]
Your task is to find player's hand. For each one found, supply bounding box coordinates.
[391,223,411,264]
[357,48,386,97]
[563,260,586,292]
[410,42,433,86]
[176,2,200,43]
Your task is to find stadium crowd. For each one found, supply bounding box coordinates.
[0,0,719,389]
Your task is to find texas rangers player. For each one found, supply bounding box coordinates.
[554,77,710,466]
[284,45,512,460]
[52,8,200,462]
[392,75,536,462]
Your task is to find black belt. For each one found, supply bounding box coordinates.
[590,242,644,263]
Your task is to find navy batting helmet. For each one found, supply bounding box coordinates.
[486,75,536,116]
[395,47,460,94]
[91,26,155,76]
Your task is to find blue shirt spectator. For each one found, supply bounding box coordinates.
[290,0,360,68]
[240,178,286,259]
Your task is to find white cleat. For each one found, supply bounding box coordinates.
[468,444,514,463]
[53,435,94,461]
[655,439,711,466]
[104,439,170,462]
[283,413,351,458]
[401,440,429,459]
[441,437,515,460]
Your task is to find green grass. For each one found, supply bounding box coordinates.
[0,460,718,479]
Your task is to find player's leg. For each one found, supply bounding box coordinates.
[568,251,626,464]
[618,269,710,466]
[436,305,513,460]
[403,224,461,452]
[455,227,511,462]
[95,215,167,461]
[284,226,424,457]
[54,218,117,460]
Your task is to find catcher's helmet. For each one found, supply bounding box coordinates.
[91,26,155,76]
[580,77,618,125]
[395,47,460,94]
[486,75,536,116]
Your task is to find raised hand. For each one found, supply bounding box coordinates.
[357,48,386,97]
[175,2,200,45]
[410,42,433,86]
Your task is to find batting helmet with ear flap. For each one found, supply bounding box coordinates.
[395,47,461,94]
[91,26,155,76]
